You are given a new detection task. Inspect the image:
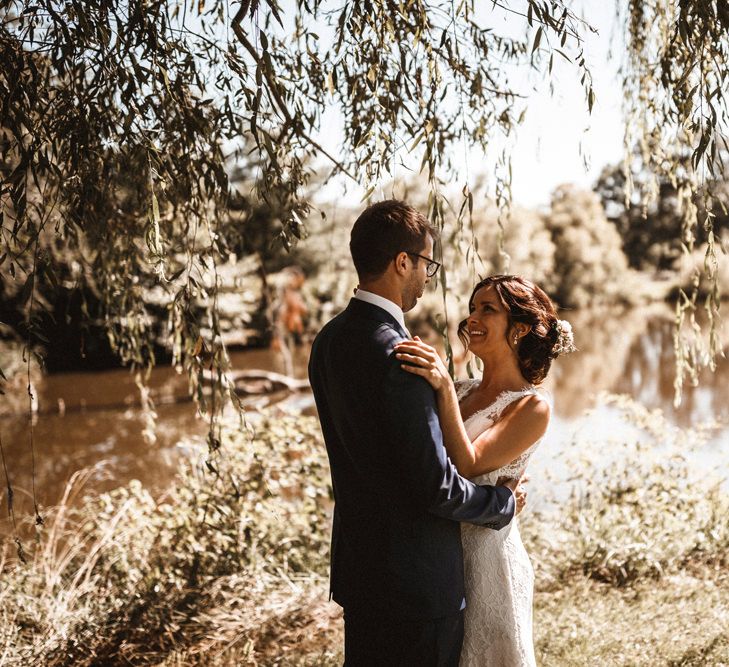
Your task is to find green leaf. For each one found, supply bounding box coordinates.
[160,66,172,95]
[360,185,376,202]
[409,131,425,151]
[19,271,35,305]
[531,27,543,56]
[152,192,160,225]
[45,262,60,289]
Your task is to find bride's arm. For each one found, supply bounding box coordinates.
[432,380,480,477]
[464,397,550,476]
[394,338,478,476]
[394,338,550,478]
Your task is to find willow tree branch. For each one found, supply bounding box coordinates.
[231,9,357,182]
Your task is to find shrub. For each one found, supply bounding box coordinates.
[522,394,729,588]
[542,186,640,308]
[5,396,727,665]
[477,204,558,294]
[474,186,645,309]
[0,411,334,666]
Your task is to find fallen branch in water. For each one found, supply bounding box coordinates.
[203,369,310,396]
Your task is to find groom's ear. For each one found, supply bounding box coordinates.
[393,251,410,276]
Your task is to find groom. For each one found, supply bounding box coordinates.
[308,200,518,666]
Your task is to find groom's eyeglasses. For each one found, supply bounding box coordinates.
[406,252,441,278]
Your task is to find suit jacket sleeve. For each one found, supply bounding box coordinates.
[381,353,515,528]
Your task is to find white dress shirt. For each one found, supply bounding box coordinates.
[353,288,410,335]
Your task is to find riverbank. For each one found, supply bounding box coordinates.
[2,402,727,666]
[3,302,728,524]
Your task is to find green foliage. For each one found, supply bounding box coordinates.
[1,1,726,407]
[0,411,333,665]
[0,0,595,431]
[542,185,636,308]
[458,184,642,309]
[569,446,726,585]
[675,239,729,299]
[1,1,728,527]
[595,163,729,273]
[3,398,728,662]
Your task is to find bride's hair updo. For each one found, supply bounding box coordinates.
[457,275,566,385]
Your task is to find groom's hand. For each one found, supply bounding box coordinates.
[496,476,527,515]
[514,474,529,515]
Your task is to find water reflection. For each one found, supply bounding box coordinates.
[1,306,727,530]
[0,347,312,527]
[548,304,728,426]
[1,400,204,526]
[613,316,728,426]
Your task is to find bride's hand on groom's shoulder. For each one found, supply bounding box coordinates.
[394,336,451,392]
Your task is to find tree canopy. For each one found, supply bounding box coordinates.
[2,0,727,438]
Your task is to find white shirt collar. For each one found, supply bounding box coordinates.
[353,289,408,333]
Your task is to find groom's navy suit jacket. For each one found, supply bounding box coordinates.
[308,298,515,620]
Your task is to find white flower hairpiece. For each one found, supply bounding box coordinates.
[552,319,576,355]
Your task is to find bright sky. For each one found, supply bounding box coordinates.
[508,2,626,207]
[312,1,628,209]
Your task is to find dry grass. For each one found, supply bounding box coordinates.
[1,411,333,666]
[157,582,344,666]
[148,564,729,666]
[535,566,729,666]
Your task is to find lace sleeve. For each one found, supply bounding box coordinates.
[489,387,542,421]
[454,378,479,401]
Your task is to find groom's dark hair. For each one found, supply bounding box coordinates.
[350,200,438,281]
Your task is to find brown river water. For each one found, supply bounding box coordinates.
[1,304,728,530]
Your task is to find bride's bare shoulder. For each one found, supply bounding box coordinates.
[500,391,551,428]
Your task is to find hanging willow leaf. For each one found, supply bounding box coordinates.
[532,26,543,55]
[623,0,727,401]
[18,272,35,305]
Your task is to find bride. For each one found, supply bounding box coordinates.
[394,274,575,666]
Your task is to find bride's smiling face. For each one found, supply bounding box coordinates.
[465,286,512,358]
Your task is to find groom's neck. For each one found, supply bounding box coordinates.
[357,277,404,310]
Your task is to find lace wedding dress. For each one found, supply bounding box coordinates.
[456,379,545,667]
